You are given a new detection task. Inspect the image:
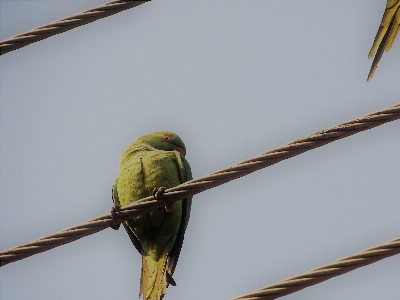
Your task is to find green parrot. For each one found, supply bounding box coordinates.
[112,132,192,300]
[368,0,400,80]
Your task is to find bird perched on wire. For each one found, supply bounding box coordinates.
[112,132,192,300]
[367,0,400,81]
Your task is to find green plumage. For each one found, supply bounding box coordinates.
[112,132,192,299]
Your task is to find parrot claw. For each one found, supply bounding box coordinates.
[152,186,167,199]
[152,187,173,214]
[110,204,122,230]
[164,203,174,214]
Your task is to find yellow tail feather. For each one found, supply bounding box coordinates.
[386,8,400,51]
[140,247,169,300]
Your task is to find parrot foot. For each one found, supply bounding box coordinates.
[152,186,167,199]
[164,203,174,214]
[110,204,122,230]
[152,187,173,214]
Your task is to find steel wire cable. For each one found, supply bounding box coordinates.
[1,103,399,268]
[0,1,150,55]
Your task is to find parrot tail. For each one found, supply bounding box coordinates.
[140,247,169,300]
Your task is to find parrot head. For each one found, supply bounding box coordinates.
[137,131,186,156]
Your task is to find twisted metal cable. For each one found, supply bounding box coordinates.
[0,0,150,56]
[1,103,399,267]
[232,238,400,300]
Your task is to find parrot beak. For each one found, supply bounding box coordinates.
[173,146,186,157]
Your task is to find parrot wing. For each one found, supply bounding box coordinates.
[112,180,142,254]
[166,153,193,279]
[367,0,400,80]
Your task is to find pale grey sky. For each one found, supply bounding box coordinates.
[1,1,399,300]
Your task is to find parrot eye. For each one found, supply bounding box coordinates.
[163,134,171,141]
